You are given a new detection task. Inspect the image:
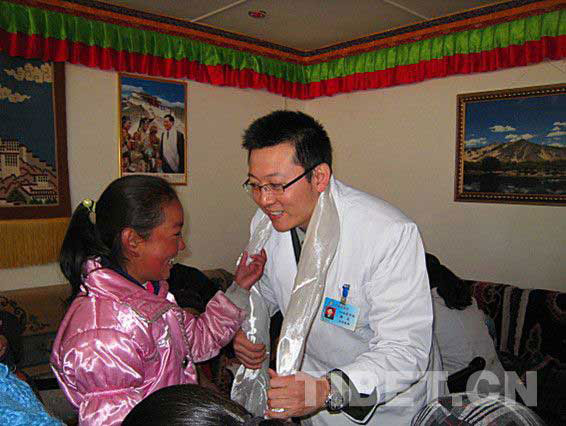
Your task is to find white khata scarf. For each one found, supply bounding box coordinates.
[231,180,340,416]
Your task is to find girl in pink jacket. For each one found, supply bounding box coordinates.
[51,175,266,426]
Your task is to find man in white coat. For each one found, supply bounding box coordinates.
[160,114,185,174]
[234,110,438,425]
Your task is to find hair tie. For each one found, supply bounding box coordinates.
[82,198,97,224]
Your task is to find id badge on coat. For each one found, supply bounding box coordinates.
[320,296,360,331]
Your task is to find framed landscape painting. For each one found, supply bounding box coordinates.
[118,73,187,185]
[455,84,566,205]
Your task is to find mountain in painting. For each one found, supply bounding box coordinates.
[464,139,566,163]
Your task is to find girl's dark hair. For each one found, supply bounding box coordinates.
[59,175,178,301]
[122,384,285,426]
[426,253,472,310]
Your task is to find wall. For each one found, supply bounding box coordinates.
[1,63,286,290]
[2,60,564,292]
[304,60,565,291]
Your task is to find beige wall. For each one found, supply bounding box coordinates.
[1,63,286,290]
[304,60,566,291]
[2,60,564,292]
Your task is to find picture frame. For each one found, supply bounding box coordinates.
[455,84,566,206]
[0,54,70,219]
[118,73,188,185]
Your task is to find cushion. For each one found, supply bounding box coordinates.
[412,393,545,425]
[411,392,544,426]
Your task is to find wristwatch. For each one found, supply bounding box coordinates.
[324,370,346,412]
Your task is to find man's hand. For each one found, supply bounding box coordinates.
[233,329,266,369]
[265,369,329,419]
[234,249,267,290]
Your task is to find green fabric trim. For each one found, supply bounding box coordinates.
[0,1,307,82]
[302,10,565,82]
[1,1,564,84]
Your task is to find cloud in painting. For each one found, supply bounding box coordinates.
[160,99,184,108]
[122,84,144,93]
[504,133,535,142]
[3,63,53,84]
[489,125,516,132]
[122,85,182,109]
[0,85,31,103]
[553,121,566,127]
[549,142,566,147]
[465,137,489,147]
[547,130,566,137]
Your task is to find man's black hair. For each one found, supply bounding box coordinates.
[242,110,332,178]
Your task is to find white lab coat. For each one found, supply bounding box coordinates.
[250,178,439,425]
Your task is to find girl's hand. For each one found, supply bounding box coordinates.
[234,249,267,290]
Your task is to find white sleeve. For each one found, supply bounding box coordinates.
[340,221,433,406]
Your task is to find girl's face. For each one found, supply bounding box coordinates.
[126,199,186,283]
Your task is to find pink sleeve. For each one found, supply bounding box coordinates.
[55,328,146,426]
[184,290,246,363]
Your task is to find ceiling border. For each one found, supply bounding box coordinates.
[7,0,565,64]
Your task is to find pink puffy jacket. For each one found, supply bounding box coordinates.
[50,260,245,426]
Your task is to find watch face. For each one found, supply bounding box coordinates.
[325,371,346,412]
[330,391,344,411]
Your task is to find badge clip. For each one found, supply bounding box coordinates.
[340,284,350,305]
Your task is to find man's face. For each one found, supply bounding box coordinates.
[164,118,173,131]
[248,142,321,232]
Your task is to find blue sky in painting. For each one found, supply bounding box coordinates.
[464,93,566,149]
[0,54,56,168]
[120,75,185,108]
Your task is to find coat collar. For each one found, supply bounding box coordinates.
[82,259,175,322]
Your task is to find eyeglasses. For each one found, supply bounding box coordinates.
[243,164,319,197]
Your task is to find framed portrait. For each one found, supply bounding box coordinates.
[0,53,70,220]
[455,84,566,206]
[118,73,188,185]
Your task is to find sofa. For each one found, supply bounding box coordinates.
[463,279,565,425]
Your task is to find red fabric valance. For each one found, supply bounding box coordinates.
[1,0,564,99]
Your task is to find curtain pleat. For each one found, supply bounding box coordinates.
[0,1,564,98]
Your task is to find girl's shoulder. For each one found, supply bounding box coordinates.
[55,295,158,357]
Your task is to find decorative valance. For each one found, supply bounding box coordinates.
[0,0,564,99]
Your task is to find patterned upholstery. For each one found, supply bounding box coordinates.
[0,285,69,378]
[412,392,544,425]
[462,281,566,425]
[466,281,565,367]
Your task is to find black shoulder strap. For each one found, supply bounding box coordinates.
[290,227,301,265]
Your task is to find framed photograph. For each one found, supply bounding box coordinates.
[0,53,70,219]
[118,73,187,185]
[455,84,566,205]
